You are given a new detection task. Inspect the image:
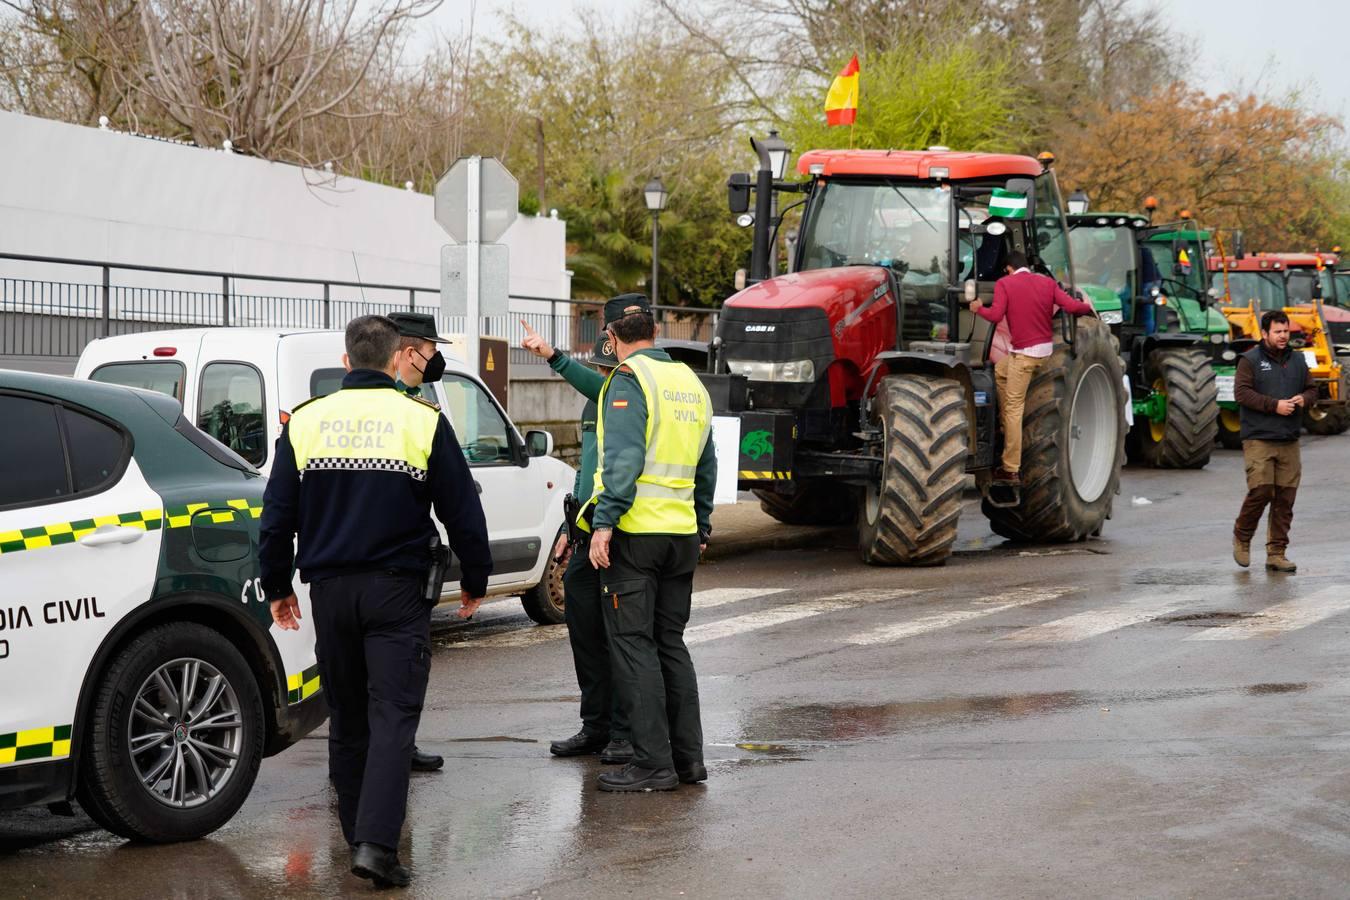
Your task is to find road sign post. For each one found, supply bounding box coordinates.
[435,156,519,378]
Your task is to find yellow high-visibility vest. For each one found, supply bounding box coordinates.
[580,353,712,535]
[288,387,439,478]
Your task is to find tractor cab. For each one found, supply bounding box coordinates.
[712,145,1126,566]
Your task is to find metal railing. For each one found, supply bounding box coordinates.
[0,252,719,370]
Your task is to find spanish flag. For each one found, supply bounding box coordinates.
[825,55,859,126]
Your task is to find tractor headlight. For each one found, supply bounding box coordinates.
[1210,333,1224,344]
[727,358,817,383]
[1222,349,1237,361]
[1098,310,1123,325]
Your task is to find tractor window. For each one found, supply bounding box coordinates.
[1033,173,1071,284]
[1145,240,1206,297]
[1069,226,1135,301]
[1333,273,1350,307]
[799,180,952,342]
[1221,272,1285,310]
[1286,272,1317,305]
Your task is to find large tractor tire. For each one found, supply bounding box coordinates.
[1217,406,1243,449]
[1127,348,1219,468]
[756,484,856,526]
[984,316,1126,543]
[1304,404,1350,435]
[857,374,968,566]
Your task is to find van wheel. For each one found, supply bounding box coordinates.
[521,528,567,625]
[76,622,264,843]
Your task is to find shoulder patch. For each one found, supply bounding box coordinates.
[401,392,441,412]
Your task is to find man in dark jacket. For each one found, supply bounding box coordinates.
[261,315,492,887]
[1232,310,1317,573]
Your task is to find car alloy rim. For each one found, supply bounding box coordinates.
[127,657,243,809]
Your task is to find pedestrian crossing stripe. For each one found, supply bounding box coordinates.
[738,470,792,480]
[287,664,321,703]
[0,499,263,556]
[0,724,73,766]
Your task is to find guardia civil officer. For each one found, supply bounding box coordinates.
[388,311,450,773]
[580,294,717,792]
[518,319,631,765]
[261,315,492,887]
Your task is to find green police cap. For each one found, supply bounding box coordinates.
[387,311,448,344]
[591,333,620,368]
[603,293,652,327]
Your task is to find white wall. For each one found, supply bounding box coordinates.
[0,110,570,303]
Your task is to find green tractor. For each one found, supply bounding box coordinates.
[1067,212,1238,465]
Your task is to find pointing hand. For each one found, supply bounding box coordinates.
[519,318,555,360]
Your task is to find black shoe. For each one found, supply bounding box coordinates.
[550,730,609,757]
[597,763,679,792]
[410,746,443,772]
[600,739,634,765]
[351,842,411,888]
[676,762,708,784]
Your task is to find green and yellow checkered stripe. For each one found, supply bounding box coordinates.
[0,499,262,556]
[287,664,321,704]
[0,724,72,766]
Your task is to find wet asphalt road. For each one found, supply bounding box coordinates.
[6,437,1350,898]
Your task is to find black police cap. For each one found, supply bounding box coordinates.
[388,311,448,344]
[603,293,652,327]
[591,333,620,368]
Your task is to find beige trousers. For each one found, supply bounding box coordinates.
[994,353,1045,472]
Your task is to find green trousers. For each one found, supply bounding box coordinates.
[600,531,703,771]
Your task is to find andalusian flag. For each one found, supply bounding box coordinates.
[825,55,860,126]
[989,188,1028,219]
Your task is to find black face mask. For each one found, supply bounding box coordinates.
[415,349,446,383]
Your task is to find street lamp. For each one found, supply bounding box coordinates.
[1067,189,1090,215]
[644,176,669,305]
[748,129,792,281]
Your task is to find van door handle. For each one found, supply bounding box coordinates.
[80,525,145,547]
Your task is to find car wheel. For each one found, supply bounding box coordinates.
[77,622,264,843]
[520,527,568,625]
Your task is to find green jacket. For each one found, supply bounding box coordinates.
[593,348,717,537]
[548,354,606,501]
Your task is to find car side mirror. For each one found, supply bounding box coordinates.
[727,172,751,214]
[525,430,552,459]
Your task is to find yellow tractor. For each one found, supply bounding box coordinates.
[1211,254,1350,435]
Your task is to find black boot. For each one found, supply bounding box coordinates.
[676,762,708,784]
[600,739,634,765]
[410,746,443,772]
[351,843,411,888]
[550,730,609,757]
[597,763,679,792]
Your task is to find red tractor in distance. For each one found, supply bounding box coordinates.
[708,145,1127,566]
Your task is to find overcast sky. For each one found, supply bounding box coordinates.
[429,0,1350,121]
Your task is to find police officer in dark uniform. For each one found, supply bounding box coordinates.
[580,295,717,792]
[519,320,630,764]
[261,315,491,887]
[387,311,450,772]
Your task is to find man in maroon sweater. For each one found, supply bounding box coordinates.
[970,251,1097,482]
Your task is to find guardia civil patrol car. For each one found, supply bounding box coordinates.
[0,369,324,842]
[75,328,573,624]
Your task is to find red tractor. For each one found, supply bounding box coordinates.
[707,145,1127,565]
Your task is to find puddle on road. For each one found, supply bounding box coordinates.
[1129,568,1241,585]
[731,683,1319,749]
[1246,682,1311,695]
[1155,611,1261,626]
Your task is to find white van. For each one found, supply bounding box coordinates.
[74,328,571,624]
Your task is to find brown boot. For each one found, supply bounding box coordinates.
[1266,546,1296,573]
[1233,537,1250,568]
